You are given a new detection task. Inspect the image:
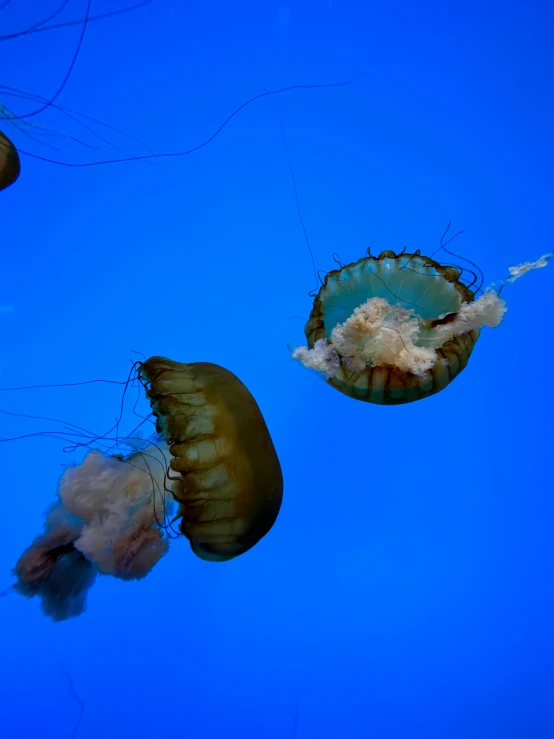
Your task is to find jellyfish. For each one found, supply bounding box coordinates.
[0,130,19,191]
[1,3,365,177]
[138,357,283,562]
[7,357,282,620]
[0,1,161,180]
[292,234,553,405]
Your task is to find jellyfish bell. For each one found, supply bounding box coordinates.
[292,245,553,405]
[295,249,483,405]
[0,130,20,191]
[138,357,284,562]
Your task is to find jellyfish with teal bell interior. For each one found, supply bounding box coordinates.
[292,227,553,404]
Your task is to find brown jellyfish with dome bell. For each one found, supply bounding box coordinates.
[0,131,20,191]
[6,357,283,620]
[138,357,283,562]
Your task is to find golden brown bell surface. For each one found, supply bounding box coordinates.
[139,357,283,561]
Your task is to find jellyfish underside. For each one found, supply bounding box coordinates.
[0,130,20,191]
[139,357,283,562]
[303,251,481,405]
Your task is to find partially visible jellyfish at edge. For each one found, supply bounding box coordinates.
[292,240,553,405]
[0,0,168,193]
[0,2,373,189]
[0,130,20,191]
[6,357,283,621]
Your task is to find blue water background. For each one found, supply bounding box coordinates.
[1,1,553,737]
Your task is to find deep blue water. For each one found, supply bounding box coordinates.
[1,1,553,737]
